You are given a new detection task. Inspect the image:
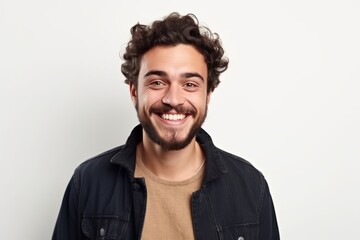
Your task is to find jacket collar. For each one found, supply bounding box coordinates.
[110,124,227,184]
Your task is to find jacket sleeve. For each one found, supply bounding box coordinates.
[258,179,280,240]
[52,172,80,240]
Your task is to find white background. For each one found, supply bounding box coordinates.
[1,0,359,239]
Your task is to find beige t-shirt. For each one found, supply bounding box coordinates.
[135,159,205,240]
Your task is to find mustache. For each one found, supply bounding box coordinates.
[149,103,197,116]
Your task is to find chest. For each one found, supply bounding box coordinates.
[78,176,260,240]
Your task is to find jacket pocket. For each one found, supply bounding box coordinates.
[81,214,128,240]
[218,222,259,240]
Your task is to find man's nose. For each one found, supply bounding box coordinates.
[162,85,185,107]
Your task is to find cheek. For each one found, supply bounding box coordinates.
[189,93,208,108]
[138,92,157,110]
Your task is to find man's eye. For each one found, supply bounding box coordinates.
[148,80,166,89]
[184,83,197,88]
[151,81,164,86]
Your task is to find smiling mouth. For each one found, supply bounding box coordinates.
[160,113,186,121]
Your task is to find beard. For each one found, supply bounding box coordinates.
[136,101,207,151]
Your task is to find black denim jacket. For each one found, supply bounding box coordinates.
[52,125,280,240]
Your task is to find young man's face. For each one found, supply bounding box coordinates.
[130,44,210,150]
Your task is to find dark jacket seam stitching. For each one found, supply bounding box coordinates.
[73,170,80,195]
[204,187,222,234]
[221,221,260,230]
[258,174,266,217]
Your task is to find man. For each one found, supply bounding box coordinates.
[53,13,280,240]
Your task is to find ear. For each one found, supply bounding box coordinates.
[129,82,137,106]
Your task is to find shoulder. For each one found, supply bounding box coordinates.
[218,148,264,181]
[213,147,267,201]
[73,145,125,185]
[197,128,264,184]
[67,145,133,215]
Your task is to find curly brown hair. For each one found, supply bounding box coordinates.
[121,12,229,93]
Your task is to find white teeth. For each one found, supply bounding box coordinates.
[161,114,186,120]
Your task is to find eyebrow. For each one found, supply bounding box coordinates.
[144,70,168,78]
[144,70,204,82]
[182,72,204,81]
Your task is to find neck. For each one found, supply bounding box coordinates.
[137,130,205,181]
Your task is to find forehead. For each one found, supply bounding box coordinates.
[139,44,208,77]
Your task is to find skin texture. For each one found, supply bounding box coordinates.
[130,44,211,181]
